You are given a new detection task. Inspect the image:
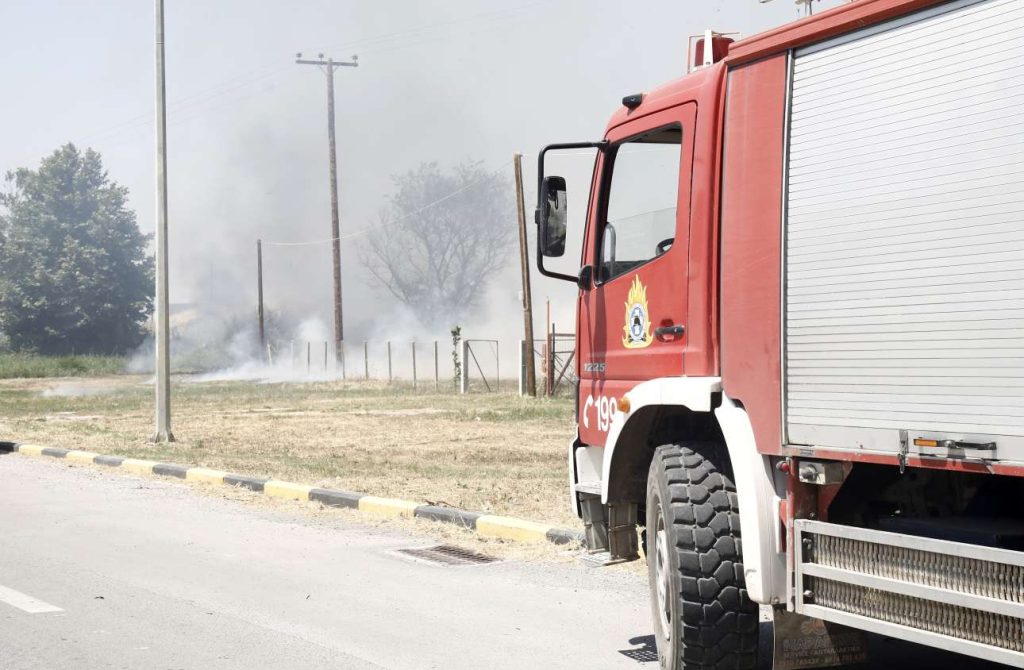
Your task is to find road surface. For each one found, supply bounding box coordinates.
[0,454,650,669]
[0,454,1006,669]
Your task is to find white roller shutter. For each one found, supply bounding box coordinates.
[784,0,1024,458]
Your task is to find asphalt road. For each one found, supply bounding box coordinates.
[0,454,1009,670]
[0,455,650,669]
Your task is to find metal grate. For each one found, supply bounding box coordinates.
[812,533,1024,602]
[812,578,1024,653]
[795,519,1024,666]
[395,544,499,567]
[617,635,658,663]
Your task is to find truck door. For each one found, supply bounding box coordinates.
[578,104,695,445]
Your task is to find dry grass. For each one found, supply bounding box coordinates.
[0,375,581,528]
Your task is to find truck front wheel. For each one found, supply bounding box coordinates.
[646,442,758,669]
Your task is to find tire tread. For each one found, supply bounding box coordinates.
[652,442,758,669]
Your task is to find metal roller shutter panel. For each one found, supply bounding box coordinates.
[784,0,1024,456]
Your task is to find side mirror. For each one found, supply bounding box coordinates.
[538,176,567,258]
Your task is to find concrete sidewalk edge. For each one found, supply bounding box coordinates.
[0,441,584,547]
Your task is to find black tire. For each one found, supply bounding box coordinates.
[646,442,758,670]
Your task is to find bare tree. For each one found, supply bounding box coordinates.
[362,161,515,329]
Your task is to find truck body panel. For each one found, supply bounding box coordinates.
[782,0,1024,465]
[720,53,789,458]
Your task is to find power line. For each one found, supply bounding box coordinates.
[55,3,548,154]
[261,159,513,248]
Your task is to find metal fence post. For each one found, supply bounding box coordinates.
[495,341,500,393]
[307,341,311,374]
[411,341,417,390]
[434,340,439,391]
[364,341,369,380]
[460,339,469,394]
[549,324,557,396]
[387,341,393,383]
[323,341,328,371]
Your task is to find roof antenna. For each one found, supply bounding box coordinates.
[759,0,817,17]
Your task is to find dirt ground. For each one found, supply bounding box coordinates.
[0,375,581,528]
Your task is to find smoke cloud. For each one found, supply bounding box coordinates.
[1,0,848,379]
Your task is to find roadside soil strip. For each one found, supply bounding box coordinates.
[0,376,578,528]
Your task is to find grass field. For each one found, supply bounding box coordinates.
[0,353,127,379]
[0,375,580,528]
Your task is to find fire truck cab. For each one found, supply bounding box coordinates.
[536,0,1024,668]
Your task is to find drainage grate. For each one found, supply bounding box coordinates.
[395,544,499,567]
[618,635,658,663]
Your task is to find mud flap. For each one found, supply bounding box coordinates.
[772,610,868,670]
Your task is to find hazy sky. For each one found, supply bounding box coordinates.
[0,0,847,344]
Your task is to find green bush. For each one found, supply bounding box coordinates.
[0,353,126,379]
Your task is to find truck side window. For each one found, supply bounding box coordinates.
[597,125,682,283]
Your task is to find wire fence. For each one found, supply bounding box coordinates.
[264,334,577,396]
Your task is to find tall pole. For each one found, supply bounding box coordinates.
[257,239,265,351]
[296,53,358,361]
[513,153,536,397]
[152,0,173,442]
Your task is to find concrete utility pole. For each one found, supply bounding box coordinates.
[152,0,174,442]
[295,53,358,358]
[256,239,265,351]
[513,153,536,397]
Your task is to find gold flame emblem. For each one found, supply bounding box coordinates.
[622,275,653,349]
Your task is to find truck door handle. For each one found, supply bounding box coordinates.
[654,325,685,339]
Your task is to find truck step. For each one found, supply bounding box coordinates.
[579,550,637,568]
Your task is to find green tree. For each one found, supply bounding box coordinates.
[0,144,153,354]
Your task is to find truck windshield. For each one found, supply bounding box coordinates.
[598,126,681,283]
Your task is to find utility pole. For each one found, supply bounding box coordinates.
[152,0,174,442]
[513,153,536,397]
[256,239,265,351]
[295,53,358,360]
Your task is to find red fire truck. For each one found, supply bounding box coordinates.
[535,0,1024,667]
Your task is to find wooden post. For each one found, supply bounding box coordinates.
[460,339,469,394]
[364,341,369,380]
[513,153,536,397]
[518,340,525,396]
[387,341,392,383]
[545,299,552,395]
[307,341,311,374]
[256,239,265,354]
[434,340,439,391]
[324,341,328,371]
[339,340,346,379]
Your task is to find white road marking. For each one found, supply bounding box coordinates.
[0,583,63,613]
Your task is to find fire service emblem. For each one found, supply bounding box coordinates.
[622,275,653,349]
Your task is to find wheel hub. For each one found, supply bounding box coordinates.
[654,519,672,643]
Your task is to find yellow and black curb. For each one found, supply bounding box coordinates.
[0,441,582,547]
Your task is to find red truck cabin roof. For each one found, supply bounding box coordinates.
[607,0,955,129]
